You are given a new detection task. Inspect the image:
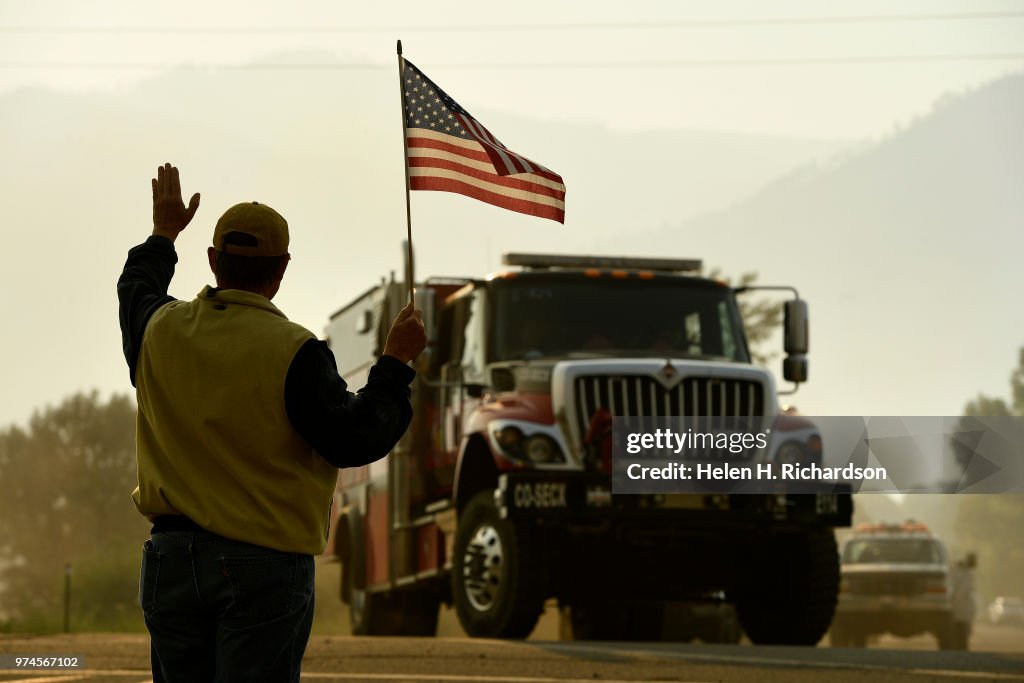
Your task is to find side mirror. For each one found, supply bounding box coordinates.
[465,383,485,399]
[783,355,808,383]
[784,300,809,354]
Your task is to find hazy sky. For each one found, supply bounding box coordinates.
[2,0,1022,138]
[1,1,1022,429]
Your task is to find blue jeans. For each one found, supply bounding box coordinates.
[139,530,315,683]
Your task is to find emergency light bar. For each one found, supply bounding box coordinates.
[503,253,702,273]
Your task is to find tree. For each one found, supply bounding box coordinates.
[0,391,149,631]
[963,347,1024,418]
[707,269,783,366]
[954,347,1024,602]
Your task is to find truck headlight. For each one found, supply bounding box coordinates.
[489,421,567,465]
[496,426,524,451]
[524,435,561,464]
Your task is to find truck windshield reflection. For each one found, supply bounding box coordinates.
[492,279,748,362]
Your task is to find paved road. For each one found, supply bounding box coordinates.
[871,622,1024,653]
[1,631,1022,683]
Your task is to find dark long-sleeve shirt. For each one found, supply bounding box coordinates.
[117,235,414,469]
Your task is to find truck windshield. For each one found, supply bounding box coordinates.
[491,278,748,362]
[843,539,944,564]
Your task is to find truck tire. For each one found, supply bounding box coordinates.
[452,491,545,638]
[937,619,970,650]
[955,621,971,650]
[735,528,839,646]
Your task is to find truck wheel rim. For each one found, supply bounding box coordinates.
[462,523,503,612]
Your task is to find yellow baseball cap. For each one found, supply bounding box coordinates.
[213,201,289,257]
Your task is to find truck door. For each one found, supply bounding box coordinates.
[439,291,486,459]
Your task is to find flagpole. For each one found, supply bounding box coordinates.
[397,39,415,307]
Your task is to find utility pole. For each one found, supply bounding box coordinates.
[63,563,72,633]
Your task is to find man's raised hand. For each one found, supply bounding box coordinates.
[383,302,427,364]
[152,163,201,242]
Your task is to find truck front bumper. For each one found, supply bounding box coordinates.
[495,471,852,528]
[834,599,954,636]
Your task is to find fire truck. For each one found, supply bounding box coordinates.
[324,253,852,644]
[831,521,976,649]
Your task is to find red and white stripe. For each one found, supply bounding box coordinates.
[406,128,565,224]
[455,112,552,176]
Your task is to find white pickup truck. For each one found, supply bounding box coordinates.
[831,521,976,650]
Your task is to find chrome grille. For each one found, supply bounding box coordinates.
[574,375,765,428]
[572,375,767,463]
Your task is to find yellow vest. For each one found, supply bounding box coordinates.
[133,286,338,554]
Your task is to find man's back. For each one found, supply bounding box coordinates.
[134,286,337,554]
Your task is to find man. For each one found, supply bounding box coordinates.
[117,163,426,683]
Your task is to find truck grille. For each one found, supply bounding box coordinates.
[557,366,770,466]
[572,375,766,460]
[574,375,764,424]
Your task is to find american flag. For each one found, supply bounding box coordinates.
[401,57,566,224]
